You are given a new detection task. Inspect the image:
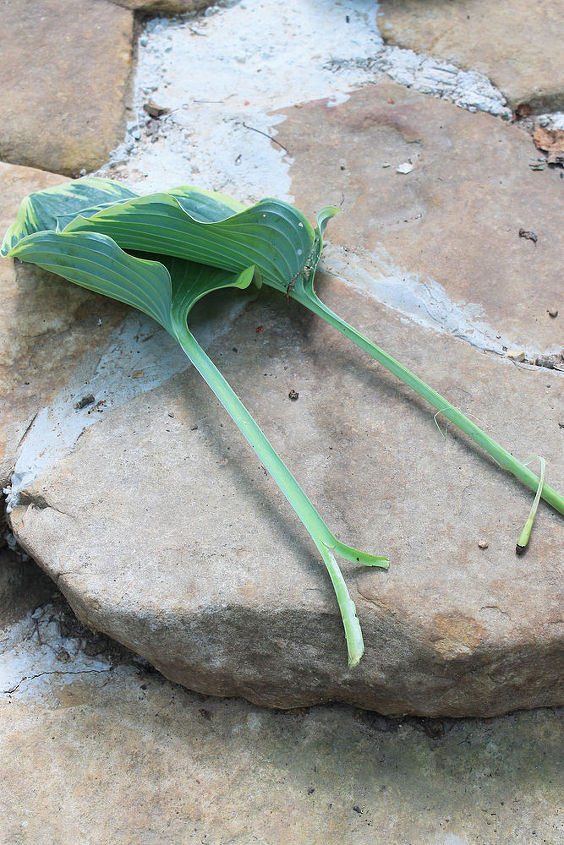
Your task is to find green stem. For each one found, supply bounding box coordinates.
[173,321,386,667]
[516,457,545,555]
[296,290,564,517]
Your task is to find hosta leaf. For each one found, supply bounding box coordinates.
[166,256,256,329]
[166,186,246,222]
[8,230,173,330]
[63,193,316,293]
[55,185,246,233]
[1,177,138,255]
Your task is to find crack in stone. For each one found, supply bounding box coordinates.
[479,606,511,619]
[17,491,75,520]
[1,667,113,696]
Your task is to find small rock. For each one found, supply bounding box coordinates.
[505,350,526,362]
[547,308,558,318]
[396,161,414,174]
[143,100,171,119]
[74,394,95,410]
[288,389,299,401]
[478,540,489,550]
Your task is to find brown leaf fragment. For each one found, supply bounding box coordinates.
[533,127,564,165]
[518,228,537,244]
[514,102,531,119]
[143,100,170,119]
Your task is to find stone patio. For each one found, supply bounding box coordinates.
[1,0,562,841]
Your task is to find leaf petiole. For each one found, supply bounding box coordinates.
[292,286,564,519]
[173,319,387,668]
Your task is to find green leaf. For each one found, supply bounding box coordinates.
[1,177,138,256]
[166,185,246,221]
[8,230,173,330]
[62,193,316,294]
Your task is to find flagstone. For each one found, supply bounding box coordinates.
[275,81,563,355]
[377,0,564,112]
[8,271,563,715]
[0,163,128,488]
[1,0,133,175]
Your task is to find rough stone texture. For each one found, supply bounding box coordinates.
[0,0,134,175]
[276,81,563,354]
[110,0,214,12]
[0,163,128,489]
[377,0,564,112]
[1,549,562,844]
[9,274,563,716]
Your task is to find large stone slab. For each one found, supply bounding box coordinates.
[377,0,564,112]
[0,0,133,175]
[0,163,129,489]
[1,550,561,843]
[8,270,563,716]
[276,81,563,354]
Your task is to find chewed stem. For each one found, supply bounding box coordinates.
[315,540,364,668]
[516,457,546,555]
[173,320,387,667]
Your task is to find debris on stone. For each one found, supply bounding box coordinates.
[547,307,558,318]
[534,356,555,369]
[518,228,537,244]
[74,394,96,410]
[478,540,489,550]
[143,100,171,119]
[505,350,526,362]
[288,389,299,401]
[396,160,414,174]
[514,102,532,119]
[533,127,564,166]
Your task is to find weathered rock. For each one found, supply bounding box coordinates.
[0,0,133,175]
[110,0,214,12]
[9,270,563,715]
[0,163,128,489]
[377,0,564,112]
[1,550,561,843]
[276,81,563,354]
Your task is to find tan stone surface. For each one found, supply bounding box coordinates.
[0,163,128,487]
[377,0,564,111]
[276,81,563,353]
[9,273,563,715]
[0,0,134,175]
[1,549,562,844]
